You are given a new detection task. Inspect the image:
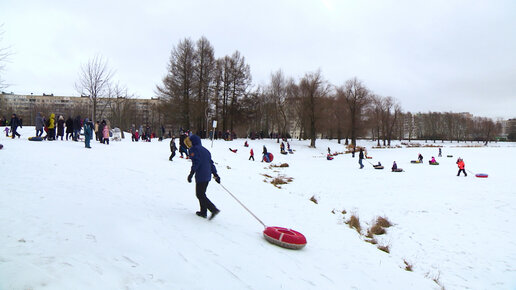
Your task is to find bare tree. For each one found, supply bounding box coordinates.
[75,54,114,123]
[156,38,196,130]
[0,24,12,90]
[339,77,370,148]
[298,70,330,148]
[193,36,215,135]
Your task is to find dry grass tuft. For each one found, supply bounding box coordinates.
[367,224,386,237]
[226,166,231,169]
[270,175,294,188]
[345,214,362,234]
[262,174,273,178]
[403,260,413,272]
[377,244,390,253]
[310,196,318,204]
[365,238,377,245]
[376,216,393,228]
[271,163,289,168]
[341,209,347,215]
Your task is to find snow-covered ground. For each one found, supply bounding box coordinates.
[1,127,515,290]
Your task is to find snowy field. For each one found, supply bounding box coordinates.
[1,127,515,290]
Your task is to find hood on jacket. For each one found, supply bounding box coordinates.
[189,134,201,147]
[50,113,55,119]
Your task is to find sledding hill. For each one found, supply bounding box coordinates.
[1,128,515,289]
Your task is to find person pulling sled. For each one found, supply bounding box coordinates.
[186,134,221,220]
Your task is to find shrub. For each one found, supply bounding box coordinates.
[310,196,318,204]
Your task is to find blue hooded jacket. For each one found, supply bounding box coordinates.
[189,135,218,183]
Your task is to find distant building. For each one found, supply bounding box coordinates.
[0,93,160,129]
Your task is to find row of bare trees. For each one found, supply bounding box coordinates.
[155,37,504,146]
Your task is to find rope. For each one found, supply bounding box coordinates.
[219,184,267,228]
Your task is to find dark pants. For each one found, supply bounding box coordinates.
[196,181,217,215]
[249,155,254,161]
[169,151,176,161]
[457,169,467,176]
[11,127,21,138]
[36,129,43,137]
[359,158,364,168]
[85,135,91,148]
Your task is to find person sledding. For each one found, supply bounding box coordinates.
[185,134,221,220]
[456,158,467,177]
[326,153,334,160]
[429,156,438,165]
[229,148,238,153]
[392,161,403,172]
[287,142,293,154]
[244,140,249,147]
[373,162,383,169]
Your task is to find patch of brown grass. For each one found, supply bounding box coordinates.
[345,214,362,234]
[341,209,347,215]
[376,216,393,228]
[310,196,318,204]
[271,163,289,168]
[403,259,413,272]
[367,224,386,236]
[270,175,294,188]
[262,174,273,178]
[365,238,377,245]
[377,244,390,253]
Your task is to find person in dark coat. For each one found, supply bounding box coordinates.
[169,137,177,161]
[73,116,81,141]
[186,134,221,220]
[359,148,365,169]
[10,114,21,139]
[35,112,44,137]
[65,116,73,140]
[56,115,65,140]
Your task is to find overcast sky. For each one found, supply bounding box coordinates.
[1,0,515,119]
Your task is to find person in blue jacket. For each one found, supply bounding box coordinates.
[186,134,221,220]
[83,118,93,148]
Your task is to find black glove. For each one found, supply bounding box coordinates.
[187,174,193,183]
[213,174,221,184]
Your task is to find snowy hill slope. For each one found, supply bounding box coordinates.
[1,128,515,289]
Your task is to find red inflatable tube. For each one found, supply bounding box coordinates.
[475,173,488,178]
[262,153,274,163]
[263,226,307,250]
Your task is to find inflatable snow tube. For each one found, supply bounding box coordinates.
[475,173,488,178]
[392,168,403,172]
[263,153,274,163]
[28,136,43,141]
[410,160,421,164]
[263,226,307,250]
[366,156,372,159]
[447,155,453,158]
[373,166,384,169]
[429,162,439,165]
